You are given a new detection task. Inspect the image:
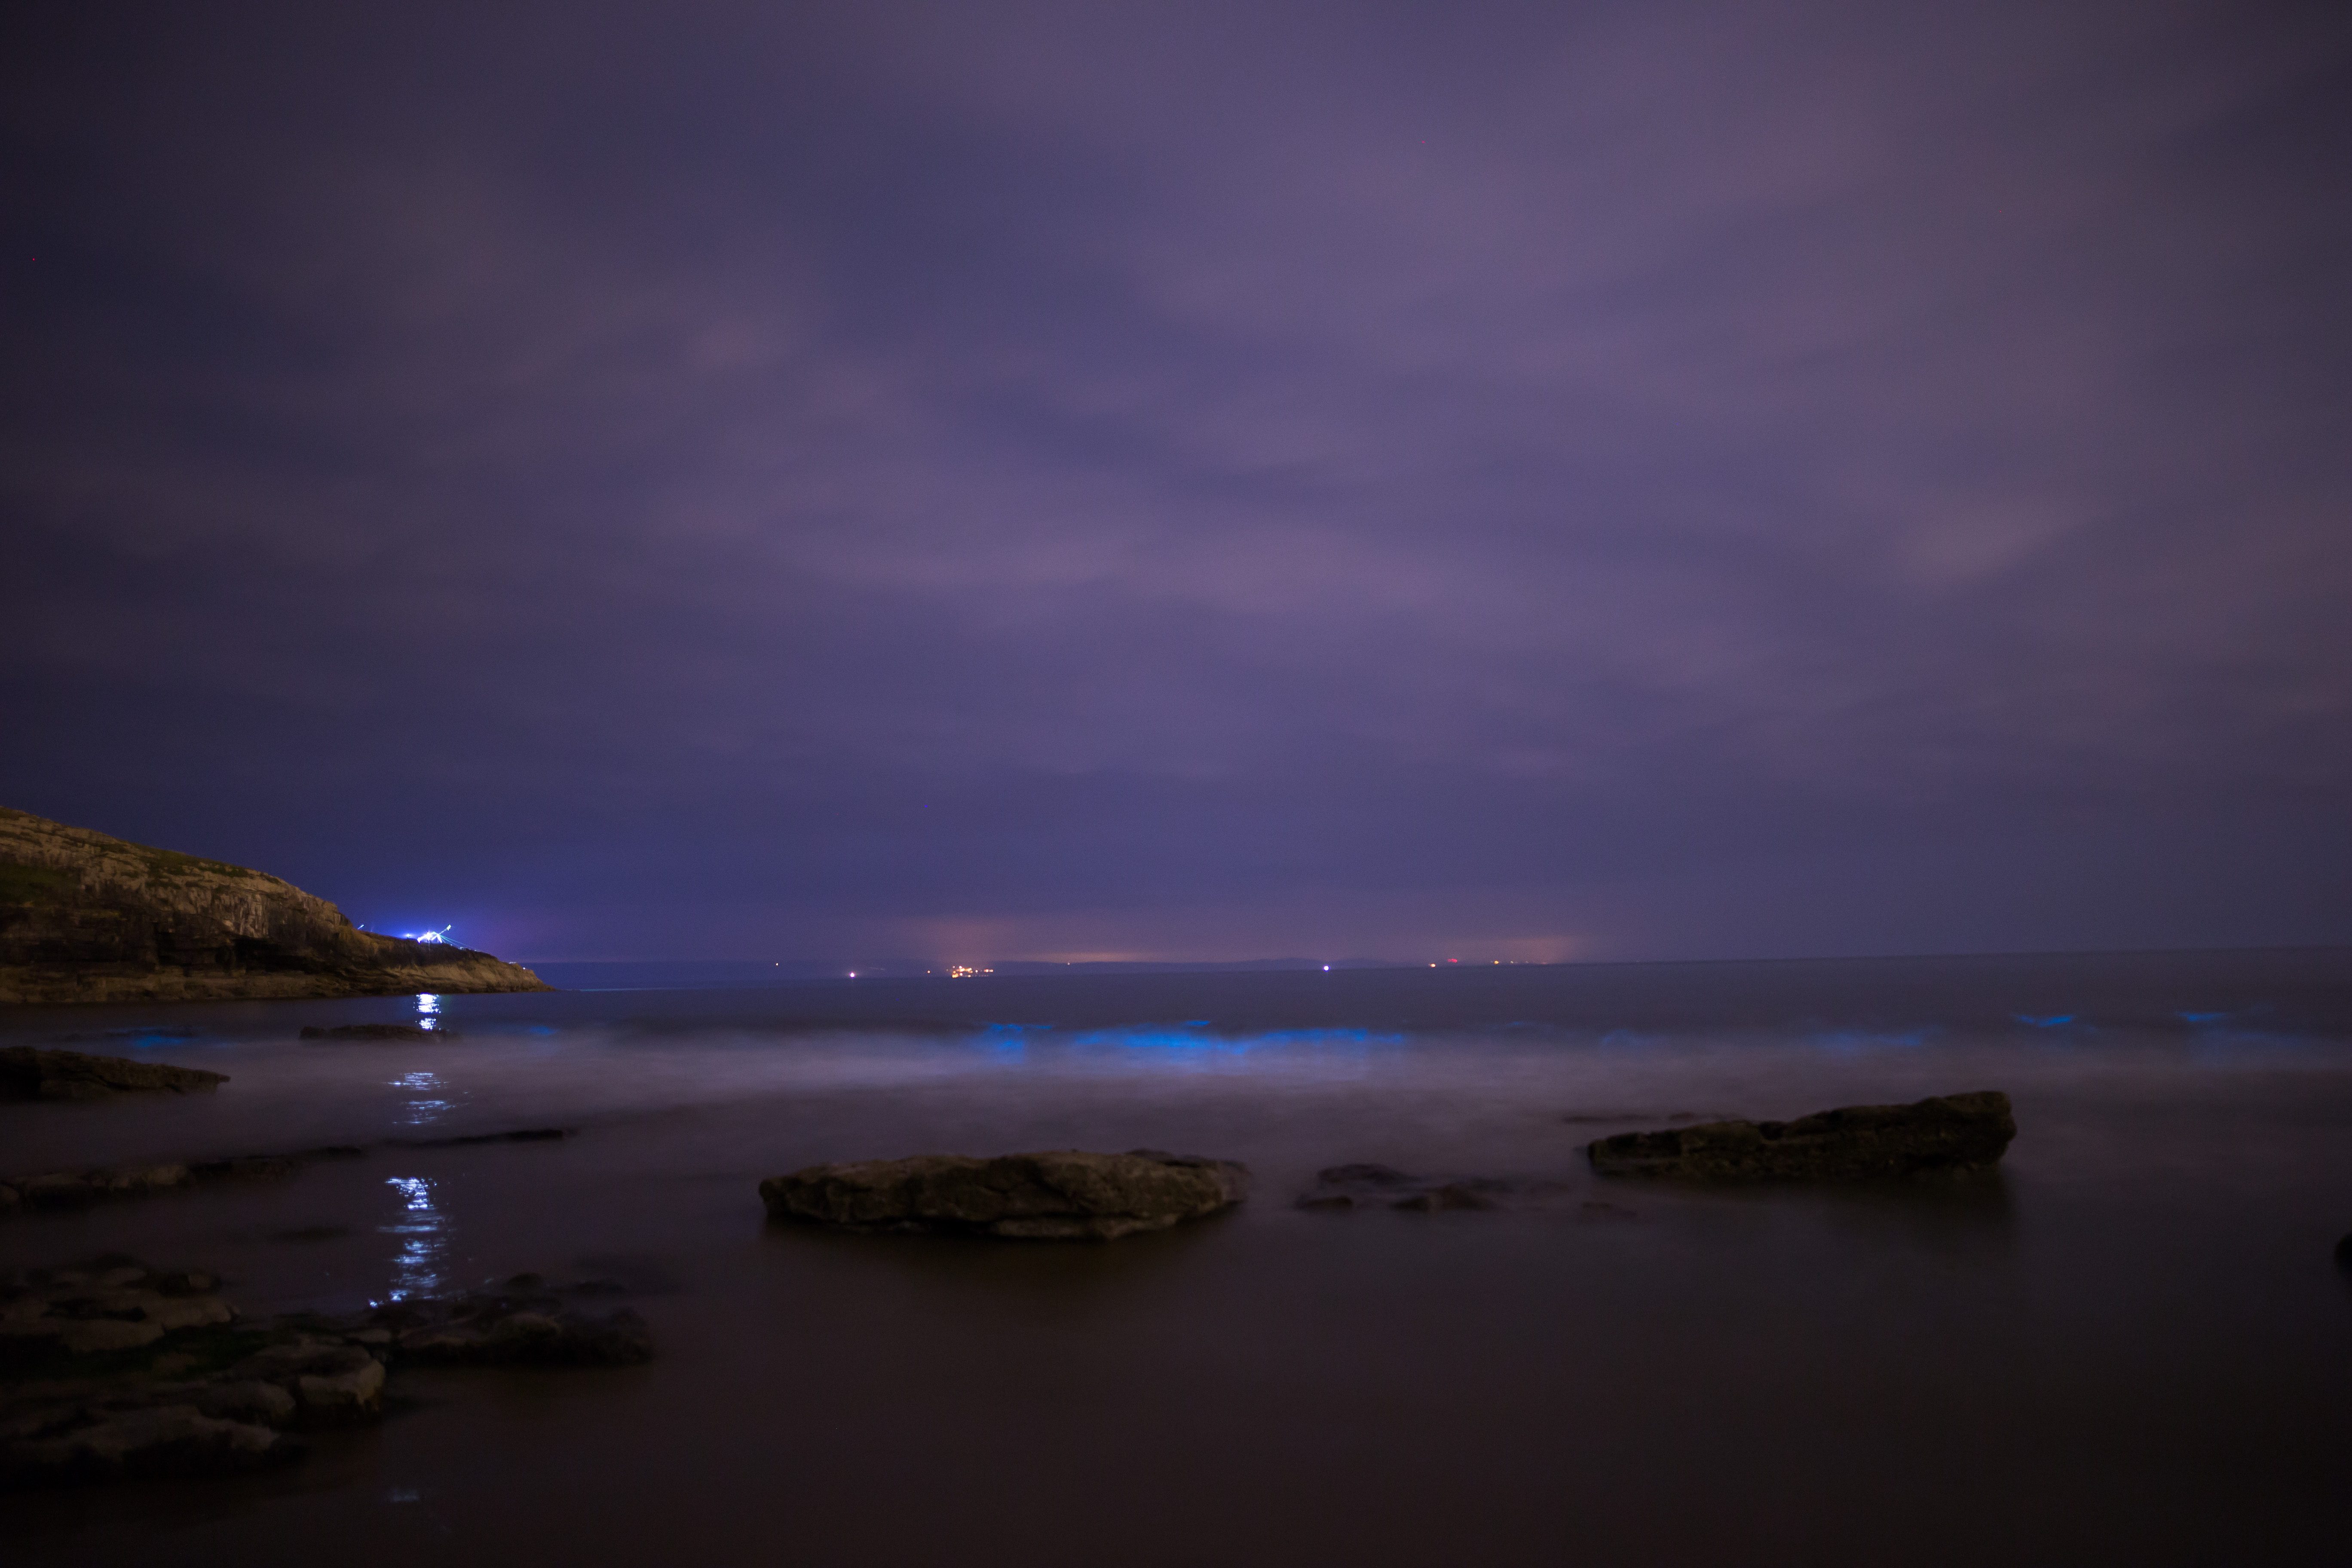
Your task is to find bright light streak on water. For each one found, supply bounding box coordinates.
[416,993,440,1031]
[379,1176,446,1301]
[393,1069,451,1127]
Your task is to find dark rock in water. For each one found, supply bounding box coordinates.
[393,1127,574,1147]
[0,804,549,1005]
[0,1045,227,1101]
[345,1279,654,1366]
[2,1256,651,1490]
[2,1145,366,1217]
[1586,1090,2016,1182]
[1,1403,300,1486]
[761,1148,1250,1240]
[2335,1233,2352,1271]
[1392,1182,1501,1213]
[1295,1164,1554,1212]
[0,1259,318,1488]
[300,1023,455,1042]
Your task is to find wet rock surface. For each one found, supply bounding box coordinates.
[762,1148,1250,1240]
[0,1046,227,1102]
[1586,1090,2017,1182]
[342,1276,654,1366]
[2,1257,653,1489]
[1295,1164,1571,1212]
[1,1147,364,1215]
[3,1130,574,1218]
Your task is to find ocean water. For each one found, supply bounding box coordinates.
[4,949,2350,1565]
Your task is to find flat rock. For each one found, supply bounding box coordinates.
[345,1277,654,1366]
[2,1146,364,1216]
[1586,1090,2017,1182]
[0,1046,227,1102]
[3,1256,651,1490]
[762,1148,1250,1240]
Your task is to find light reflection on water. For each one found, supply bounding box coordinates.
[379,1176,446,1302]
[391,1069,452,1127]
[416,992,441,1031]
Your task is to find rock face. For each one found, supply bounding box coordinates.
[0,805,550,1004]
[1586,1090,2017,1182]
[761,1149,1251,1240]
[0,1046,227,1101]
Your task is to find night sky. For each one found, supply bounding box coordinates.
[6,2,2349,965]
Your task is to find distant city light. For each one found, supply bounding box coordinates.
[1323,965,1331,971]
[948,965,993,978]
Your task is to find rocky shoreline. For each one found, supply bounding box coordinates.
[2,1256,651,1488]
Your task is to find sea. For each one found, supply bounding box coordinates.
[5,947,2350,1566]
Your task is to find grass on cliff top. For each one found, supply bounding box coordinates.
[3,807,263,885]
[136,847,258,881]
[0,862,80,906]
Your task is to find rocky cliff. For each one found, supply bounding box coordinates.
[0,807,550,1004]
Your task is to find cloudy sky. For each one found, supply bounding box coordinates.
[6,0,2348,963]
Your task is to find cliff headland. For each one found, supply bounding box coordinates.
[0,807,549,1005]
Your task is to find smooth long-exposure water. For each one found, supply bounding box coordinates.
[6,951,2350,1565]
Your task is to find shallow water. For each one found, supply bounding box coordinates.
[5,952,2350,1565]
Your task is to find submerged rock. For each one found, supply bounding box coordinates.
[1,1146,365,1216]
[762,1148,1250,1240]
[1294,1164,1563,1212]
[1586,1090,2017,1182]
[1,1403,297,1486]
[392,1127,573,1147]
[0,1046,227,1101]
[366,1280,654,1367]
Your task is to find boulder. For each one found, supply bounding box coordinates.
[1586,1090,2017,1182]
[0,1046,226,1101]
[762,1148,1250,1240]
